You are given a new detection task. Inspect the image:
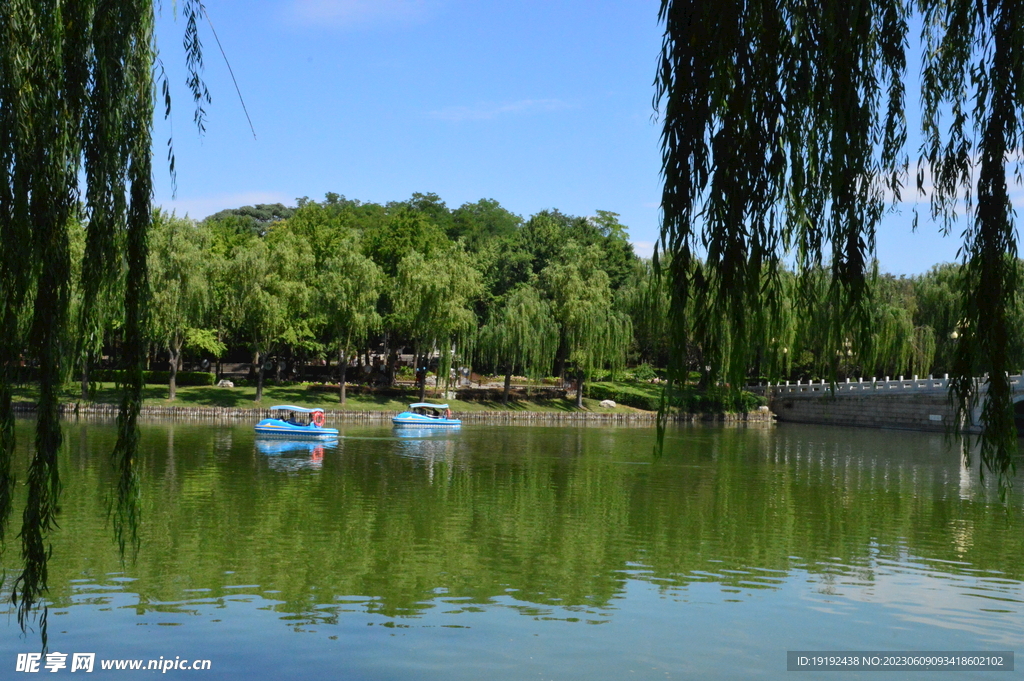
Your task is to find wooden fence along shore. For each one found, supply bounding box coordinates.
[9,402,774,425]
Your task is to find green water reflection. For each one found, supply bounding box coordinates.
[2,420,1022,678]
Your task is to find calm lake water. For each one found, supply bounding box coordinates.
[1,419,1022,679]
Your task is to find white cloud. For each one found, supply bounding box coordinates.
[631,240,655,260]
[895,150,1024,208]
[289,0,432,27]
[154,191,293,221]
[428,99,571,122]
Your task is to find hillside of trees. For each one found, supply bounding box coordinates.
[32,191,1024,406]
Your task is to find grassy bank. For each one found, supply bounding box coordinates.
[587,381,767,413]
[10,383,644,414]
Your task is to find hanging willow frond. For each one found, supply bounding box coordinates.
[477,284,559,380]
[919,0,1024,486]
[620,260,671,366]
[183,0,211,135]
[5,0,88,643]
[0,0,201,644]
[0,0,34,548]
[655,0,908,383]
[657,0,1022,486]
[540,244,633,384]
[391,248,484,392]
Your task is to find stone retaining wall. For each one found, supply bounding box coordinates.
[769,390,961,432]
[10,402,775,425]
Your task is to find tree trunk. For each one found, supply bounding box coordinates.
[554,339,567,384]
[275,355,282,383]
[168,342,180,401]
[503,369,512,405]
[417,347,427,402]
[215,329,224,380]
[80,352,90,401]
[338,347,347,405]
[575,369,585,408]
[387,347,399,387]
[256,361,265,403]
[168,348,179,401]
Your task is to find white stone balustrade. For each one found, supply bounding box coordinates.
[748,373,1024,397]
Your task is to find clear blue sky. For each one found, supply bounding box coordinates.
[153,1,975,274]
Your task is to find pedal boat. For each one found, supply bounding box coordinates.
[392,403,461,427]
[255,405,339,439]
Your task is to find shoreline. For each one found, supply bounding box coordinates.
[10,401,775,425]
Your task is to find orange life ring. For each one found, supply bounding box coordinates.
[312,410,325,428]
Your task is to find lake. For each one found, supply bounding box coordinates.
[1,419,1021,679]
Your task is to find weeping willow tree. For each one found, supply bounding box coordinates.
[477,284,559,404]
[656,0,1024,484]
[0,0,209,642]
[621,259,673,368]
[149,212,225,400]
[782,266,935,380]
[318,238,384,405]
[629,250,796,388]
[390,249,483,400]
[854,272,937,379]
[912,263,963,373]
[540,244,633,408]
[226,234,316,403]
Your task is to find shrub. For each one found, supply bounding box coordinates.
[89,370,215,386]
[680,386,767,413]
[627,363,660,382]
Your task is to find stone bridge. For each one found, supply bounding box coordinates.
[750,374,1024,433]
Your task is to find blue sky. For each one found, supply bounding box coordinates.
[153,1,973,274]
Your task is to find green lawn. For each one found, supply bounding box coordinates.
[10,382,648,414]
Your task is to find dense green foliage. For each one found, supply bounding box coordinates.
[120,197,642,403]
[49,194,1024,408]
[655,0,1024,484]
[4,193,648,426]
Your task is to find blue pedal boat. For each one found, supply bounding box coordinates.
[392,403,461,427]
[255,405,339,439]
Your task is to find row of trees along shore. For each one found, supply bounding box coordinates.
[40,192,1024,409]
